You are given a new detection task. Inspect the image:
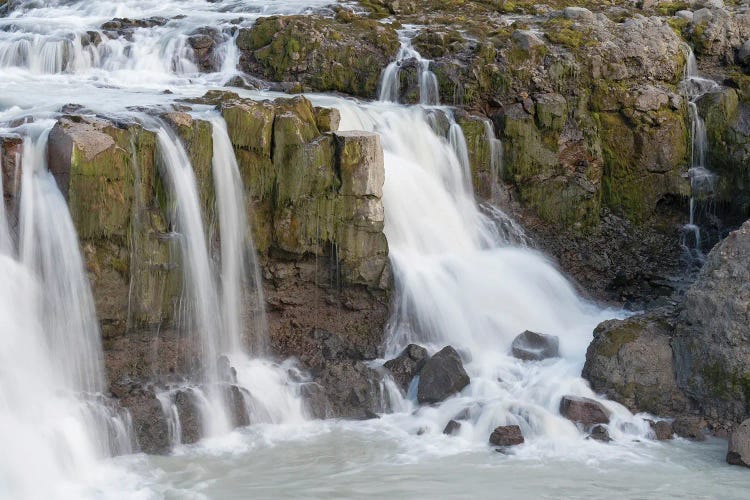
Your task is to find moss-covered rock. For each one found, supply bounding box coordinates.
[237,15,399,98]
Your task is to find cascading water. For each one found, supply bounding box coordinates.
[0,122,133,498]
[379,32,439,105]
[679,48,720,269]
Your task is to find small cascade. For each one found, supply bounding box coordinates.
[484,119,505,200]
[379,34,440,105]
[679,48,720,269]
[0,122,133,498]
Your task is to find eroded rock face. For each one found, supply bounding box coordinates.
[582,307,688,416]
[727,419,750,467]
[559,395,610,427]
[417,346,470,404]
[511,330,559,361]
[489,425,524,447]
[237,15,399,97]
[384,344,429,391]
[673,221,750,424]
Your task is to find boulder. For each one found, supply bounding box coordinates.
[673,416,706,441]
[563,7,595,22]
[510,330,560,361]
[673,221,750,423]
[559,395,610,426]
[417,346,470,404]
[650,420,674,441]
[311,360,387,419]
[727,419,750,467]
[187,27,221,72]
[119,390,171,454]
[443,419,461,435]
[384,344,429,391]
[582,307,688,416]
[489,425,524,447]
[589,424,612,442]
[173,389,202,445]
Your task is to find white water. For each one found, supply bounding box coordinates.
[680,48,719,267]
[0,1,748,497]
[379,30,439,105]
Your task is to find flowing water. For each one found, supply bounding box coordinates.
[0,1,749,498]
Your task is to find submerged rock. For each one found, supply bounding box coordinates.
[443,419,461,436]
[510,330,559,361]
[727,419,750,467]
[417,346,470,404]
[489,425,524,447]
[559,395,610,427]
[589,424,612,442]
[384,344,429,391]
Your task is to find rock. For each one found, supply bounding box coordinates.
[673,221,750,423]
[692,8,714,25]
[187,27,221,72]
[174,389,202,444]
[510,330,559,361]
[589,424,611,442]
[237,15,399,98]
[738,40,750,66]
[675,10,694,22]
[314,106,340,133]
[673,416,706,441]
[727,419,750,467]
[489,425,524,447]
[120,390,171,454]
[650,420,674,441]
[582,307,688,416]
[417,346,470,404]
[311,360,388,419]
[443,419,461,435]
[511,30,545,52]
[384,344,429,391]
[559,396,610,426]
[563,7,595,22]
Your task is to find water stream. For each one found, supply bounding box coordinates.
[0,1,748,498]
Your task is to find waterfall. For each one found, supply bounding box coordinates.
[0,122,133,498]
[379,35,440,105]
[679,47,719,268]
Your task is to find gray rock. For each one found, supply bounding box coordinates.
[489,425,524,447]
[174,389,202,445]
[559,395,610,426]
[675,10,694,22]
[589,424,612,442]
[417,346,470,404]
[673,416,706,441]
[692,8,714,25]
[312,360,387,419]
[650,420,674,440]
[738,40,750,66]
[510,330,560,361]
[673,221,750,423]
[582,307,688,416]
[563,6,595,22]
[120,389,171,454]
[384,344,429,391]
[727,419,750,467]
[511,30,545,52]
[443,419,462,435]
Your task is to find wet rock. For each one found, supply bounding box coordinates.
[174,389,202,444]
[727,419,750,467]
[225,384,251,428]
[582,306,688,416]
[120,390,170,454]
[217,355,237,383]
[311,360,387,419]
[443,419,461,435]
[300,382,330,419]
[510,330,559,361]
[383,344,429,391]
[187,27,221,72]
[650,420,674,441]
[589,424,612,442]
[417,346,470,404]
[673,221,750,423]
[559,396,610,426]
[489,425,524,447]
[673,416,706,441]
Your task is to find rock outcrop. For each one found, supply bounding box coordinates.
[727,419,750,467]
[384,344,429,391]
[237,15,399,97]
